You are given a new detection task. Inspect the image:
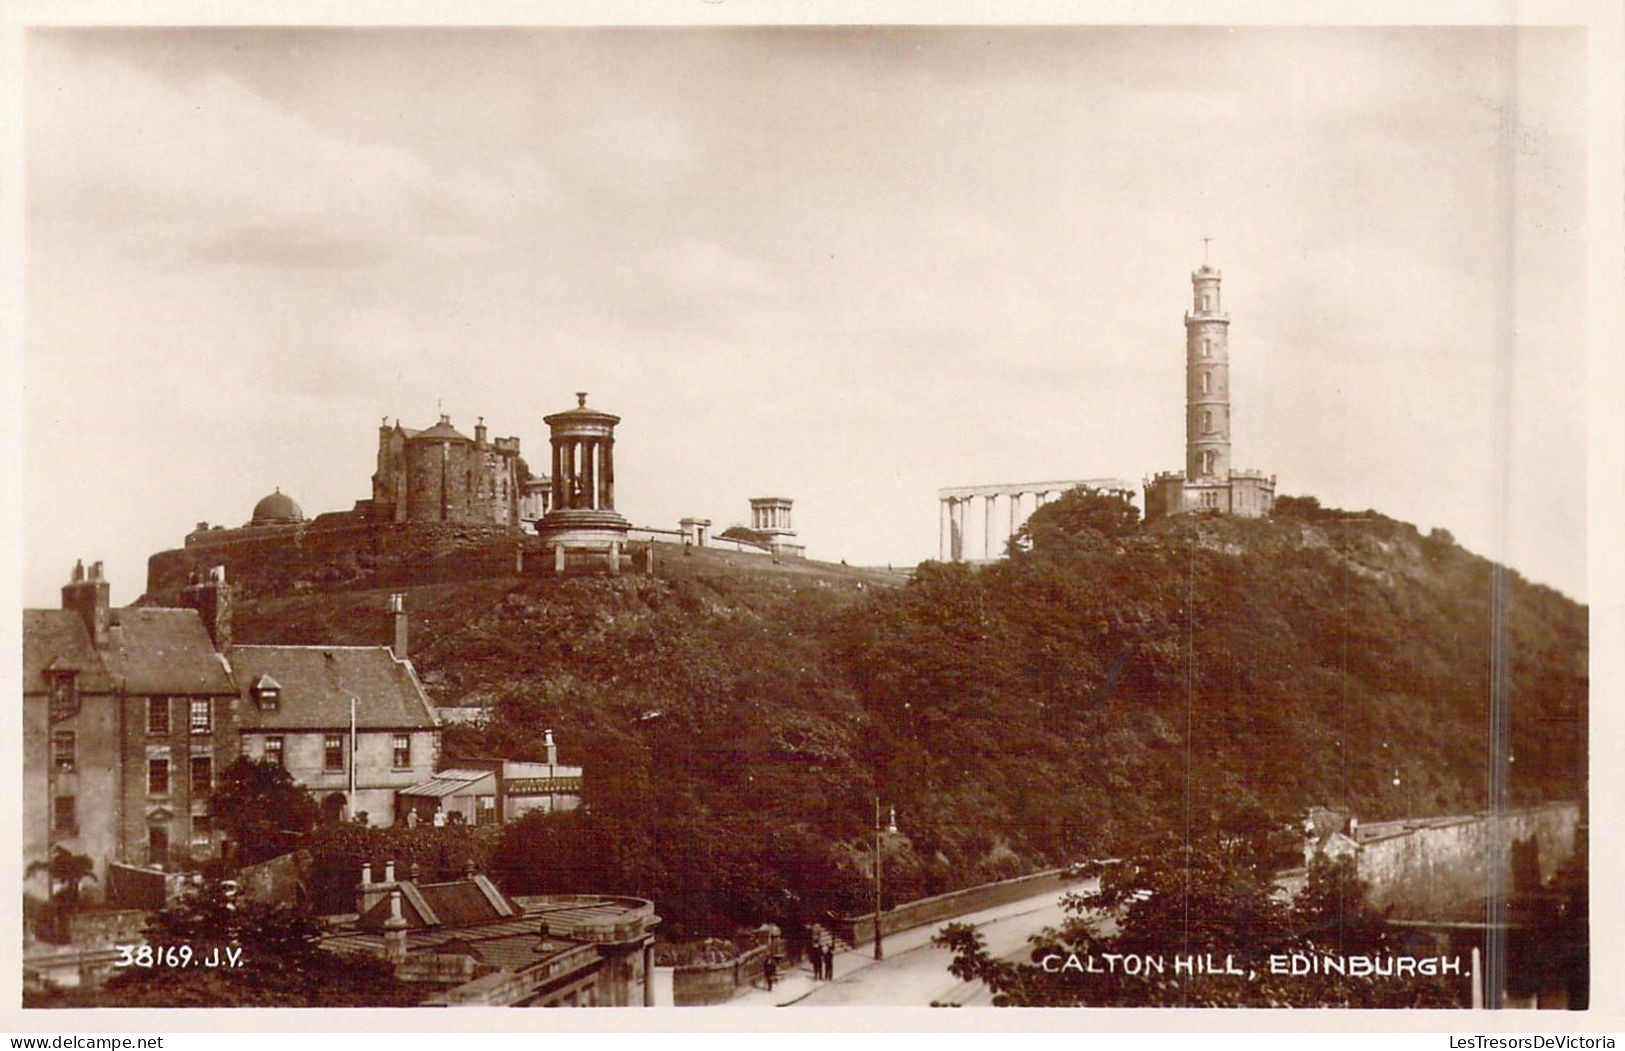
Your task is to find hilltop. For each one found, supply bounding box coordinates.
[227,497,1587,938]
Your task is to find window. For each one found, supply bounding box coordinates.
[190,814,212,846]
[477,795,498,826]
[53,796,76,833]
[1202,410,1214,433]
[324,734,345,772]
[190,698,211,735]
[1201,339,1211,359]
[1202,372,1211,395]
[264,736,284,765]
[191,756,212,795]
[49,673,78,722]
[148,826,168,866]
[148,757,170,796]
[148,697,170,735]
[53,732,75,773]
[392,734,412,770]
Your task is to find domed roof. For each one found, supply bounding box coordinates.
[251,488,304,525]
[409,414,471,443]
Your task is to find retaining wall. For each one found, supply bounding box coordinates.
[1355,802,1580,920]
[146,521,535,603]
[671,944,770,1006]
[835,866,1072,949]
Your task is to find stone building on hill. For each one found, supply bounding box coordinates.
[1143,255,1276,521]
[371,414,547,528]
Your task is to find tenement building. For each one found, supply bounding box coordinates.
[24,562,240,891]
[1143,257,1276,520]
[24,562,444,901]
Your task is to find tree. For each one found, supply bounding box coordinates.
[28,846,96,911]
[27,847,97,942]
[935,833,1467,1007]
[210,758,319,866]
[1009,486,1140,555]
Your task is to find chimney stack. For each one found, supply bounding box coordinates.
[181,565,233,654]
[544,728,557,768]
[383,889,409,962]
[389,594,408,660]
[475,416,487,446]
[61,560,111,649]
[356,859,399,916]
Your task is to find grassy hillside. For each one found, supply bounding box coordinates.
[230,499,1587,939]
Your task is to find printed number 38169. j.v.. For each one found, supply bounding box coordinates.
[114,944,245,969]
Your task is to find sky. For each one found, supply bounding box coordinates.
[20,24,1589,606]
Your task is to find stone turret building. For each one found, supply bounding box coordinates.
[1144,256,1276,520]
[372,414,541,527]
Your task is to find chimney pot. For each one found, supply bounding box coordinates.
[385,860,396,883]
[362,863,373,885]
[72,560,85,583]
[391,595,409,660]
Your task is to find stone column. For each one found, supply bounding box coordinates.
[582,439,598,511]
[551,441,565,511]
[983,495,993,559]
[939,499,947,561]
[643,942,655,1006]
[1008,493,1018,541]
[602,437,615,510]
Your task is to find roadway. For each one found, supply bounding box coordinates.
[731,878,1097,1008]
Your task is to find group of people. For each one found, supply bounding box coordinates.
[807,941,837,981]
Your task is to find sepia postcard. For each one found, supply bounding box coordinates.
[3,0,1622,1037]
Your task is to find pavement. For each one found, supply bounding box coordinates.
[730,879,1097,1007]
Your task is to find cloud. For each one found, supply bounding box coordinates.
[28,45,549,271]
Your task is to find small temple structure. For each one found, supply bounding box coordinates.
[534,392,632,573]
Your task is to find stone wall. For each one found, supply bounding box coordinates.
[1354,803,1580,920]
[836,866,1072,949]
[147,520,533,603]
[671,944,770,1006]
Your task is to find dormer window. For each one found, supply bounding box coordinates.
[251,674,281,712]
[48,670,79,723]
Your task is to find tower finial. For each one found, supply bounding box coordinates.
[1202,236,1213,265]
[576,391,588,408]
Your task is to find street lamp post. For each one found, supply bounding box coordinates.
[872,797,898,961]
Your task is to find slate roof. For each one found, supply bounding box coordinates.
[21,611,113,694]
[102,609,236,695]
[356,875,519,930]
[232,645,439,731]
[23,607,232,696]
